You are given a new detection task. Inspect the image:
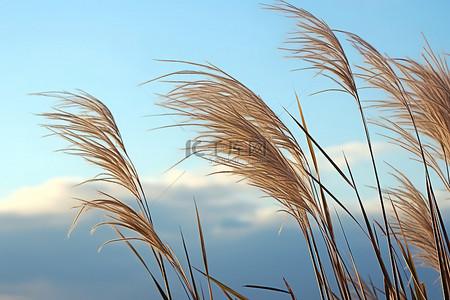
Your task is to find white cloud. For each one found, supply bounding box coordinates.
[0,141,426,241]
[145,169,287,239]
[5,159,446,243]
[0,170,288,239]
[318,141,394,171]
[0,177,80,216]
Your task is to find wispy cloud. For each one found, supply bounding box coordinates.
[318,141,395,171]
[0,177,80,216]
[144,169,286,239]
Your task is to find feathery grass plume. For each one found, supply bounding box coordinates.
[389,42,449,165]
[396,43,450,163]
[393,49,449,191]
[150,61,319,221]
[35,90,152,223]
[348,33,450,192]
[265,0,357,97]
[375,118,450,192]
[387,170,438,271]
[37,91,223,300]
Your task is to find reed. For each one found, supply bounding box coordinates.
[38,1,449,299]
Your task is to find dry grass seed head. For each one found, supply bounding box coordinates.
[37,91,191,281]
[267,0,358,98]
[388,170,438,271]
[349,34,450,189]
[37,91,151,219]
[153,61,320,224]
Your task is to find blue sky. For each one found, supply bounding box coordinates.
[0,0,449,299]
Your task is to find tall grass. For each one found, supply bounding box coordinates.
[38,1,449,299]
